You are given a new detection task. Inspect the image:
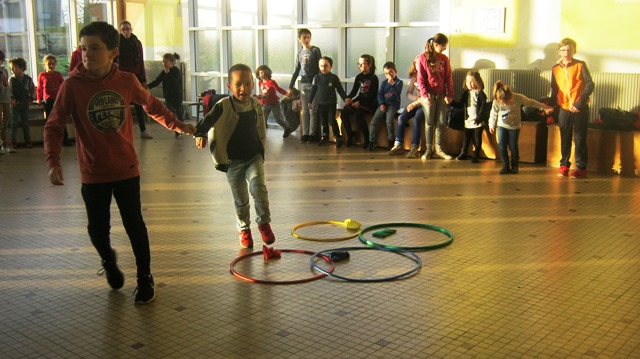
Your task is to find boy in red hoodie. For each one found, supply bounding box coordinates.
[44,22,195,304]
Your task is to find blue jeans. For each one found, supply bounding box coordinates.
[497,126,520,169]
[396,106,424,147]
[81,176,151,276]
[369,106,398,143]
[10,103,31,144]
[226,154,271,232]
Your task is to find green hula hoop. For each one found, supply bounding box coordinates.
[359,222,453,251]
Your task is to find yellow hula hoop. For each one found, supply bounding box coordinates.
[291,219,362,242]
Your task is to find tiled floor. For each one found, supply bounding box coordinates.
[1,123,639,359]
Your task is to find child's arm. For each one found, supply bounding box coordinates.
[489,101,499,134]
[517,93,553,114]
[194,102,224,148]
[44,82,72,185]
[377,82,387,110]
[273,80,287,96]
[392,78,404,105]
[444,57,454,104]
[308,79,318,109]
[132,79,195,134]
[574,63,595,111]
[147,70,165,89]
[36,73,44,103]
[335,76,348,102]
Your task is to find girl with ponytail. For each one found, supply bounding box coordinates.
[489,81,553,174]
[416,33,454,160]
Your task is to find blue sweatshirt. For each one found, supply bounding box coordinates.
[376,77,403,109]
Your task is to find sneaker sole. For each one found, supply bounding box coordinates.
[134,292,156,305]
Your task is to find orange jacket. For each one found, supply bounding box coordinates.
[550,59,594,111]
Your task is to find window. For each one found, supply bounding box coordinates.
[35,0,71,74]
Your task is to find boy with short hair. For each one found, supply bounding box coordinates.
[287,28,322,143]
[44,22,196,305]
[550,37,594,178]
[195,63,276,249]
[308,56,349,146]
[8,57,36,151]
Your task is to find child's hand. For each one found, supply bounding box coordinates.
[353,101,360,109]
[489,127,496,134]
[10,99,16,108]
[543,106,554,115]
[307,102,313,110]
[48,166,64,186]
[195,137,207,149]
[406,102,416,111]
[445,96,452,105]
[422,96,432,107]
[380,104,387,112]
[344,98,352,106]
[182,124,196,135]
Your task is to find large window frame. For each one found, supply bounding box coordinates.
[188,0,448,107]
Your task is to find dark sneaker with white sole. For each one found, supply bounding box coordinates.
[97,249,124,290]
[134,274,156,304]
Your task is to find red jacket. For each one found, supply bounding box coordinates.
[44,63,189,184]
[69,47,82,73]
[416,52,454,99]
[37,71,64,102]
[259,79,287,106]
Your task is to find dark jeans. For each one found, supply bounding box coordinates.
[460,127,483,159]
[340,105,373,144]
[497,127,520,169]
[10,103,30,144]
[44,98,69,143]
[133,103,147,132]
[558,107,589,170]
[318,104,340,138]
[81,176,151,277]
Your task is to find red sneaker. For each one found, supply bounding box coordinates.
[570,168,587,179]
[258,223,276,245]
[239,230,253,248]
[557,165,569,177]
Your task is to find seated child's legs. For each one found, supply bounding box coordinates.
[384,106,398,141]
[368,108,385,142]
[411,108,424,148]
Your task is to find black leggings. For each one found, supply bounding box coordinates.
[81,176,150,276]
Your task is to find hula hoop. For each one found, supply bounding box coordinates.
[359,222,453,251]
[310,246,422,282]
[291,219,362,242]
[230,249,335,284]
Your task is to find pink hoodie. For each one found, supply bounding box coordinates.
[44,63,189,184]
[416,52,454,99]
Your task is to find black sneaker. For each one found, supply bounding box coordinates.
[134,274,156,304]
[97,249,124,290]
[367,142,375,151]
[318,137,328,146]
[299,135,309,142]
[335,137,343,148]
[499,167,510,175]
[306,136,317,143]
[283,128,293,138]
[510,166,519,174]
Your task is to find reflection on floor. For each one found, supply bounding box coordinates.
[1,124,639,358]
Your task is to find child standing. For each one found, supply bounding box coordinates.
[44,22,196,304]
[0,50,10,154]
[195,63,276,249]
[550,38,594,178]
[489,81,552,174]
[8,57,36,151]
[368,62,403,150]
[388,56,424,158]
[256,64,293,138]
[287,28,322,143]
[37,54,69,145]
[417,33,454,160]
[340,54,379,148]
[308,56,349,146]
[148,52,184,138]
[454,71,490,163]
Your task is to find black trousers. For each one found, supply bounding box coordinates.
[81,176,150,276]
[460,127,483,158]
[558,107,589,170]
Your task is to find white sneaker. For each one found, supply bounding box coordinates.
[406,147,419,158]
[386,145,404,156]
[140,131,153,139]
[434,150,452,160]
[421,151,432,160]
